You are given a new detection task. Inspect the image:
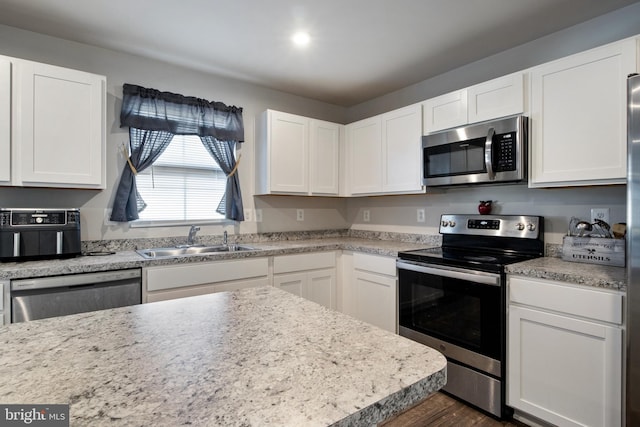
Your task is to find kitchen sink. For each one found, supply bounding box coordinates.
[136,244,260,259]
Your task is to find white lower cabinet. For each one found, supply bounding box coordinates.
[273,251,337,310]
[143,258,269,303]
[507,276,623,427]
[342,252,397,333]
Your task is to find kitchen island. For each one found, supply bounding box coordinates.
[0,287,446,426]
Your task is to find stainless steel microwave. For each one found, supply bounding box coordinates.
[422,115,528,187]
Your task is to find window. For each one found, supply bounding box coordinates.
[135,135,227,224]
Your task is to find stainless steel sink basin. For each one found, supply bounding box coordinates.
[136,244,259,259]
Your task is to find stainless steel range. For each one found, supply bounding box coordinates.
[396,214,544,419]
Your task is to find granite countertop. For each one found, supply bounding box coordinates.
[0,233,626,291]
[0,286,447,426]
[506,257,627,292]
[0,237,434,281]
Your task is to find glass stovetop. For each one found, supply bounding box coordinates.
[398,246,540,273]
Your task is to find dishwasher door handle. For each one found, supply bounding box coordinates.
[11,269,141,291]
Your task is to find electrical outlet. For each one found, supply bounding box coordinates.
[243,209,253,222]
[296,209,304,221]
[363,209,370,222]
[255,209,263,223]
[591,208,610,224]
[417,209,425,223]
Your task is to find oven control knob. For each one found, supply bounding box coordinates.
[527,223,536,231]
[441,220,448,227]
[516,223,525,231]
[449,221,456,228]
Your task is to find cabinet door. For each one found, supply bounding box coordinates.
[467,73,524,124]
[14,60,105,188]
[309,119,341,195]
[354,270,397,333]
[530,38,636,187]
[382,104,423,193]
[267,111,309,194]
[307,269,336,310]
[273,272,306,298]
[0,57,10,183]
[422,89,468,134]
[508,305,622,427]
[346,116,382,195]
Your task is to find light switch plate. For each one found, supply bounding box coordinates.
[417,209,425,223]
[591,208,610,225]
[296,209,304,221]
[243,209,253,222]
[255,209,263,223]
[363,209,370,222]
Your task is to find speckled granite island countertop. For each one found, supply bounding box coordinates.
[506,257,627,292]
[0,286,447,426]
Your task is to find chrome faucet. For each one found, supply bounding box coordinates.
[187,225,200,246]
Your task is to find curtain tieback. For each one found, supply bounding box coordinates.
[120,144,138,175]
[228,153,242,178]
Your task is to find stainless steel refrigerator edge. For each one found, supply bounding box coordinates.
[627,73,640,426]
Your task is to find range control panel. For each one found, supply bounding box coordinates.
[439,214,542,239]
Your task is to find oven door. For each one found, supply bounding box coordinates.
[397,260,502,377]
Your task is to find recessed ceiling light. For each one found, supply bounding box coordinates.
[292,31,310,47]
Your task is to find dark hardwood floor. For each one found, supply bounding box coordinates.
[382,392,527,427]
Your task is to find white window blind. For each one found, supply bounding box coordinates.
[135,135,226,223]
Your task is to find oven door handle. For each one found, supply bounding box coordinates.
[396,261,500,286]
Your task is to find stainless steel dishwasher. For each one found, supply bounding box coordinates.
[10,269,141,323]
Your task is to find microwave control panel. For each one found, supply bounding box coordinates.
[494,132,516,172]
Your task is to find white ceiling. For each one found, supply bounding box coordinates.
[0,0,637,106]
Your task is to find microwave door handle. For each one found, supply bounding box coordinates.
[484,127,495,180]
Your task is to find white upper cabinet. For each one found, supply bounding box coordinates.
[255,110,342,196]
[309,119,341,195]
[529,37,637,187]
[422,72,524,134]
[0,57,11,184]
[345,116,383,195]
[346,104,423,196]
[11,59,106,188]
[467,73,524,124]
[422,89,468,134]
[382,104,423,192]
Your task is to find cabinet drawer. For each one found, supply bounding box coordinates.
[509,276,623,324]
[273,251,336,274]
[146,257,269,292]
[353,252,396,277]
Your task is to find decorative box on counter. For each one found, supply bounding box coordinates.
[562,236,626,267]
